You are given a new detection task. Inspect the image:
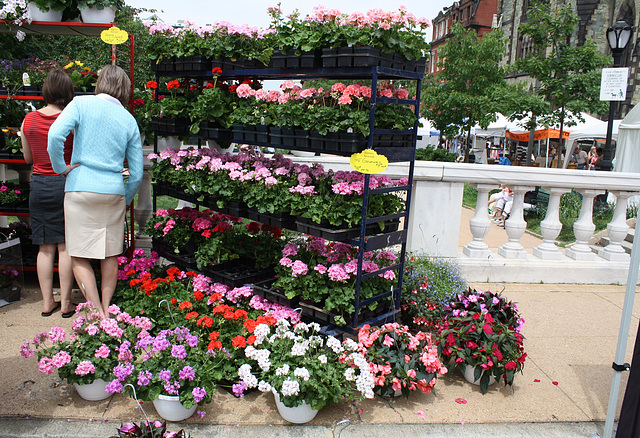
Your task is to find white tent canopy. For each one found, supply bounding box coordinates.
[561,114,621,168]
[473,113,514,137]
[614,103,640,173]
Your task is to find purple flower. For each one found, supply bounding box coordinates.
[105,379,123,393]
[113,362,134,381]
[171,344,187,359]
[158,369,171,382]
[232,382,246,397]
[137,370,152,386]
[178,366,195,381]
[192,387,207,403]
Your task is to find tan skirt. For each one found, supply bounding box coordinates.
[64,191,125,259]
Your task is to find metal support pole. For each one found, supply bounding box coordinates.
[603,51,625,171]
[603,215,640,437]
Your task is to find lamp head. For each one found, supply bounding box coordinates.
[607,20,633,52]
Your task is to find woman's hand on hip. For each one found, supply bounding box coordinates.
[62,163,81,176]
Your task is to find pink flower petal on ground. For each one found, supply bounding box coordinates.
[359,409,363,414]
[534,379,541,382]
[417,411,425,418]
[461,420,465,425]
[455,398,468,404]
[552,381,559,386]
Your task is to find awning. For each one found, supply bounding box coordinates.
[506,128,571,142]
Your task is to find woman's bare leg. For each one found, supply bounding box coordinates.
[57,243,76,314]
[37,243,57,313]
[71,256,103,317]
[100,256,118,316]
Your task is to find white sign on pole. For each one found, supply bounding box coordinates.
[600,67,630,101]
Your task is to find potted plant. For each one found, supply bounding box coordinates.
[111,420,191,438]
[128,326,217,420]
[400,255,468,331]
[238,319,374,423]
[20,302,152,401]
[76,0,123,23]
[63,59,98,92]
[357,322,448,398]
[1,1,31,28]
[438,288,527,394]
[0,181,29,209]
[27,0,69,21]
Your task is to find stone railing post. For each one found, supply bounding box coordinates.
[498,185,534,259]
[463,183,494,258]
[565,189,604,260]
[134,146,155,250]
[533,187,571,259]
[598,191,634,261]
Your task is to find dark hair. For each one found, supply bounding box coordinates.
[95,65,131,106]
[42,69,74,108]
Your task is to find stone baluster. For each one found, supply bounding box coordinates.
[134,146,155,253]
[565,189,603,260]
[533,187,571,259]
[463,183,494,258]
[598,191,634,261]
[499,185,534,259]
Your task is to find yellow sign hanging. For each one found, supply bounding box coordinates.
[101,26,129,44]
[350,149,388,174]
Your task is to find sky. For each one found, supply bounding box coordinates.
[124,0,450,42]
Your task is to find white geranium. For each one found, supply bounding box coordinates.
[326,336,343,354]
[253,324,270,344]
[280,378,300,396]
[318,354,327,364]
[275,364,290,376]
[294,367,310,381]
[290,339,309,356]
[258,380,272,392]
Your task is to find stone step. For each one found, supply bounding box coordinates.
[600,236,633,254]
[625,227,634,244]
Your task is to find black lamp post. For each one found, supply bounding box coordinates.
[603,20,633,171]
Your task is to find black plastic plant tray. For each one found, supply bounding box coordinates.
[252,279,299,308]
[0,204,29,214]
[0,150,24,160]
[151,117,191,136]
[295,220,360,241]
[175,55,212,74]
[150,57,175,73]
[203,258,275,288]
[299,300,339,325]
[245,209,295,228]
[270,49,321,69]
[199,122,234,142]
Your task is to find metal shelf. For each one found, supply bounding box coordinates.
[0,20,113,36]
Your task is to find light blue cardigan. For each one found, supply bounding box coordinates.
[48,94,143,205]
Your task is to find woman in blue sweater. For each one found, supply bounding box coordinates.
[48,65,143,318]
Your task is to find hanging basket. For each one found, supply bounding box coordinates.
[79,6,115,23]
[27,2,62,21]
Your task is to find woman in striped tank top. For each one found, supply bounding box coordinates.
[20,69,77,318]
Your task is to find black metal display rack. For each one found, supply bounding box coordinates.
[152,60,423,334]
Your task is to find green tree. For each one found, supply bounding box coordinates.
[421,23,509,160]
[509,1,610,166]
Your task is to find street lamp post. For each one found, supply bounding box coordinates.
[603,20,633,171]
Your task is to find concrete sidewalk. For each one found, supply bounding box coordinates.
[1,274,638,437]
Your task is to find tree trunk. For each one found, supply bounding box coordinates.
[526,127,535,166]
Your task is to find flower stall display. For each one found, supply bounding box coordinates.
[238,319,374,423]
[20,302,152,400]
[357,322,448,398]
[272,236,398,326]
[438,288,527,394]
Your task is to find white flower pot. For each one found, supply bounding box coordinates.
[157,136,182,151]
[291,150,315,157]
[27,2,63,21]
[272,390,319,424]
[80,6,115,23]
[462,365,496,386]
[73,378,111,401]
[153,394,197,422]
[207,140,234,153]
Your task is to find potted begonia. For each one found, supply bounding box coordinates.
[438,288,527,394]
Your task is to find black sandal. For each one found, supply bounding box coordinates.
[41,302,61,317]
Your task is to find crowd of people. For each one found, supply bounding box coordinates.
[19,65,143,318]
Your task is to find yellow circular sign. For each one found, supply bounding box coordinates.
[101,26,129,44]
[350,149,389,174]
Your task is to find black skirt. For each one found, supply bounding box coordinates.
[29,174,66,245]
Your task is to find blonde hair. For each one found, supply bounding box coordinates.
[95,65,131,106]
